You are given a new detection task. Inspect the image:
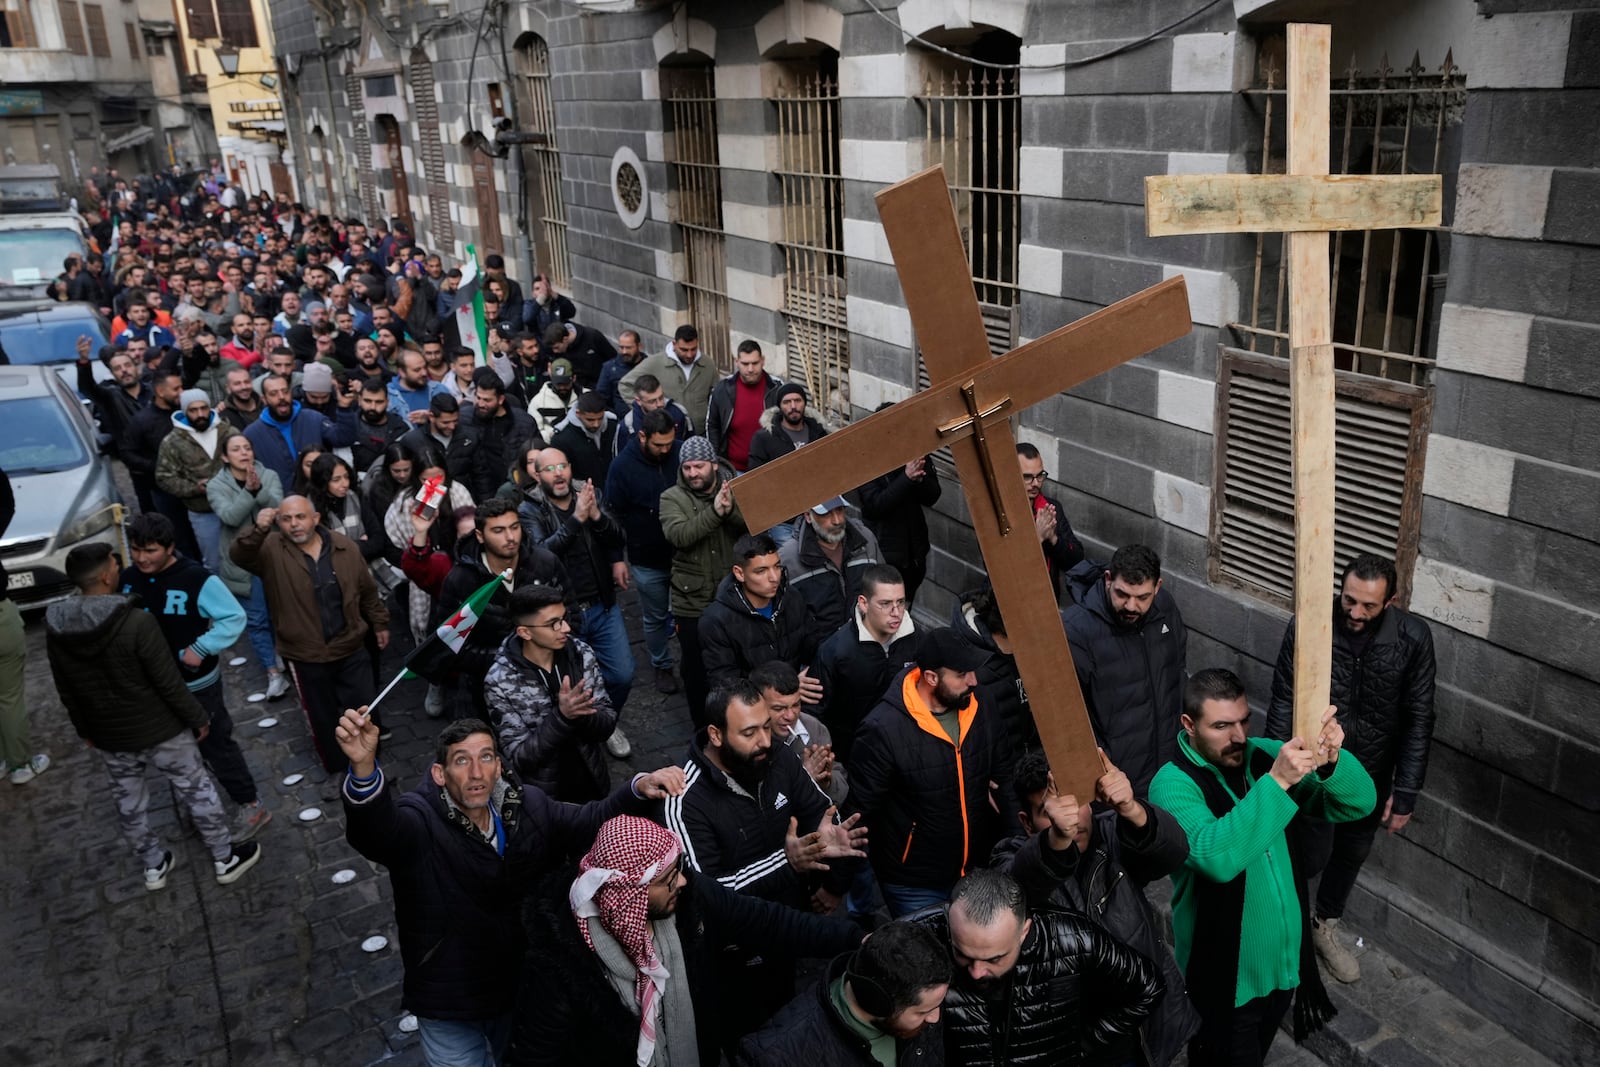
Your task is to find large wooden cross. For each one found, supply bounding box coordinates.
[1144,24,1441,741]
[730,167,1192,799]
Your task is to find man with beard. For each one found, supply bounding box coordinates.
[349,336,391,385]
[123,369,200,558]
[528,358,579,439]
[699,532,818,689]
[619,373,691,442]
[605,410,680,695]
[351,376,410,473]
[707,340,781,473]
[1264,554,1435,984]
[909,868,1162,1066]
[1152,669,1373,1066]
[218,367,264,431]
[1017,442,1084,600]
[154,389,237,572]
[664,682,866,1046]
[517,446,633,756]
[468,368,539,499]
[659,437,745,726]
[388,349,448,426]
[398,393,480,491]
[249,345,301,397]
[1061,544,1189,797]
[747,381,826,471]
[75,337,150,461]
[845,628,1015,917]
[420,335,450,383]
[592,328,644,417]
[778,496,883,650]
[242,373,358,489]
[621,326,716,429]
[541,319,617,392]
[550,390,622,492]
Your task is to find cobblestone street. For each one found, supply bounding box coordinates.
[0,597,694,1066]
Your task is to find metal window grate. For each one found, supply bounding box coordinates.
[775,68,848,427]
[664,65,732,373]
[408,51,454,254]
[345,69,379,223]
[517,35,571,289]
[919,66,1020,311]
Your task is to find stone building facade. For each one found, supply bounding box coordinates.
[262,1,1598,1061]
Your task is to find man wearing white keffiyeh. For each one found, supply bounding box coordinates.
[570,815,701,1067]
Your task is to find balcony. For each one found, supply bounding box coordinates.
[0,47,101,84]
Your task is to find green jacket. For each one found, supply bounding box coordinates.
[620,348,718,430]
[1150,733,1375,1008]
[657,463,743,619]
[155,414,238,512]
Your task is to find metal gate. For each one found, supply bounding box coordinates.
[516,35,570,288]
[345,69,379,222]
[774,70,848,427]
[664,66,732,373]
[409,49,454,254]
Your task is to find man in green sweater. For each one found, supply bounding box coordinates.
[1150,668,1374,1067]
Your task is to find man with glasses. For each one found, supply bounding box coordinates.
[484,584,619,802]
[1016,442,1083,600]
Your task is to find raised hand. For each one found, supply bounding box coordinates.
[802,743,834,785]
[634,766,687,799]
[1094,748,1146,826]
[713,479,733,517]
[1269,737,1317,791]
[1040,774,1083,851]
[796,667,824,706]
[557,676,597,719]
[1314,704,1343,766]
[814,806,869,867]
[334,706,380,778]
[254,506,279,530]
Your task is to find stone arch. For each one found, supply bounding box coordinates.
[896,0,1027,41]
[652,11,716,63]
[754,0,844,58]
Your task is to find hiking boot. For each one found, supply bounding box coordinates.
[145,850,176,891]
[605,727,632,759]
[1313,916,1360,983]
[232,801,272,842]
[654,667,679,695]
[265,670,292,701]
[8,753,50,785]
[215,841,263,885]
[424,683,447,718]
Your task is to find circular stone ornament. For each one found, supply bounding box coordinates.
[610,146,648,230]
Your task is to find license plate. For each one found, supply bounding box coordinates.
[6,571,35,590]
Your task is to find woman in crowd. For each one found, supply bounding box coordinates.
[206,434,291,700]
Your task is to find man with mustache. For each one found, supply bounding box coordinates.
[1152,669,1374,1066]
[1061,544,1189,797]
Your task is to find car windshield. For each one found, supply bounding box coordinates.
[0,312,108,365]
[0,396,89,473]
[0,228,84,287]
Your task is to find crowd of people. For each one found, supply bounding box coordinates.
[0,183,1439,1067]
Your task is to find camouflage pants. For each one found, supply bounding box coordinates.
[99,734,232,866]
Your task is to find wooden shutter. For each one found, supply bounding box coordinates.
[5,0,39,47]
[408,50,454,252]
[214,0,255,47]
[124,19,138,56]
[83,3,109,58]
[183,0,215,40]
[59,0,87,54]
[1212,348,1430,606]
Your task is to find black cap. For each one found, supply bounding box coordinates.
[916,627,988,674]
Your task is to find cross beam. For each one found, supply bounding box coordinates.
[732,166,1192,800]
[1143,24,1442,742]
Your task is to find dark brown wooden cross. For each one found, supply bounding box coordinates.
[730,166,1191,798]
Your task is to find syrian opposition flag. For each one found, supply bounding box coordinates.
[453,244,490,367]
[366,572,510,710]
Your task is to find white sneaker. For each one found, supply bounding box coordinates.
[605,728,632,759]
[424,684,446,718]
[265,670,292,701]
[8,753,50,786]
[145,850,176,891]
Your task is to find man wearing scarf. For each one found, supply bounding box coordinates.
[1150,669,1375,1067]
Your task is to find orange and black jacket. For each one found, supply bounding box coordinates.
[844,666,1016,891]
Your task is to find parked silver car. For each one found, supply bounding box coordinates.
[0,364,124,608]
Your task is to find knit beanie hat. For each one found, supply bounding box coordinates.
[679,436,717,467]
[179,388,209,410]
[301,362,335,393]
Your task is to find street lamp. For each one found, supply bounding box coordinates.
[215,45,240,77]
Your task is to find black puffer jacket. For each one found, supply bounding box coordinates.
[1264,601,1437,814]
[911,905,1162,1066]
[342,770,649,1022]
[510,867,863,1067]
[993,805,1199,1067]
[778,519,883,651]
[735,954,947,1066]
[951,592,1036,754]
[698,572,815,686]
[859,463,942,578]
[417,536,570,684]
[517,485,625,608]
[812,610,922,764]
[747,408,828,469]
[1060,561,1188,796]
[846,667,1015,890]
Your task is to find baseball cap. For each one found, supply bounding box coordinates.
[916,627,988,675]
[810,495,848,515]
[549,359,575,385]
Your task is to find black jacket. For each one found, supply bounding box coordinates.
[76,359,148,450]
[706,370,782,464]
[1034,491,1085,597]
[950,592,1036,754]
[993,805,1198,1067]
[555,322,617,389]
[516,487,625,608]
[604,436,680,572]
[778,519,884,653]
[699,572,815,687]
[1265,602,1437,814]
[398,425,480,493]
[120,401,178,480]
[342,769,649,1022]
[1060,561,1188,797]
[736,954,947,1067]
[44,595,207,751]
[748,409,828,469]
[812,611,922,764]
[548,410,621,492]
[846,667,1015,890]
[664,738,839,903]
[859,463,942,577]
[511,867,863,1067]
[911,905,1162,1066]
[349,411,410,475]
[468,403,540,501]
[419,536,570,684]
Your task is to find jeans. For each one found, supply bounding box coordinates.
[578,600,635,710]
[1187,987,1292,1067]
[188,510,222,575]
[879,881,954,918]
[630,564,675,670]
[193,682,257,805]
[416,1013,512,1067]
[234,577,282,675]
[0,598,32,768]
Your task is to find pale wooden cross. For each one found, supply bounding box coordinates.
[1143,23,1442,742]
[730,166,1192,799]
